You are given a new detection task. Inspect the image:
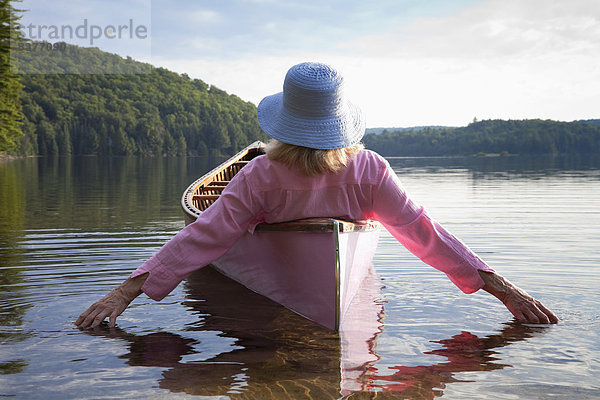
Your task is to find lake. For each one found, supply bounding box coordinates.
[1,154,599,399]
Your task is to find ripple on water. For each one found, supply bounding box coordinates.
[3,228,180,306]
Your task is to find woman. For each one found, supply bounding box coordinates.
[76,62,558,329]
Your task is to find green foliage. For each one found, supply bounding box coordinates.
[363,119,600,156]
[11,41,267,156]
[0,0,24,153]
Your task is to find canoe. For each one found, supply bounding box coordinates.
[181,141,381,331]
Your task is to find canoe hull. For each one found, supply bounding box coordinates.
[211,222,380,331]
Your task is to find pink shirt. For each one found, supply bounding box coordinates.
[132,150,493,300]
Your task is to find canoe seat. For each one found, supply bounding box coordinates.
[203,185,227,191]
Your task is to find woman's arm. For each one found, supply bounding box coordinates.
[370,160,558,324]
[478,270,558,324]
[75,272,149,329]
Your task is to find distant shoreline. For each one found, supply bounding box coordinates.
[0,154,16,161]
[0,154,26,162]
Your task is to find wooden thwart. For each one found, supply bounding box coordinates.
[192,194,220,201]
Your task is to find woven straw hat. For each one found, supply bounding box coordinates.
[257,62,365,149]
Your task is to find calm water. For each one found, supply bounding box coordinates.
[1,154,599,399]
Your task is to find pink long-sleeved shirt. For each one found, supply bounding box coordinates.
[131,150,493,300]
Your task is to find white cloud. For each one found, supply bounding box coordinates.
[343,0,600,60]
[315,0,600,126]
[187,10,222,24]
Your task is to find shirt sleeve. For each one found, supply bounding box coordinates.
[370,160,494,294]
[130,171,259,301]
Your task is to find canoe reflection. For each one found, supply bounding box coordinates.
[84,266,549,399]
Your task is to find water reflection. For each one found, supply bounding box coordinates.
[84,267,346,397]
[0,162,31,375]
[25,156,195,229]
[0,161,30,342]
[0,359,28,375]
[82,266,549,399]
[1,156,221,230]
[363,323,549,397]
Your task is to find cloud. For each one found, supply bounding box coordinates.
[148,0,480,60]
[343,0,600,60]
[327,0,600,125]
[187,10,222,24]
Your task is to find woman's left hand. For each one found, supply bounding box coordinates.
[478,270,558,324]
[501,283,558,324]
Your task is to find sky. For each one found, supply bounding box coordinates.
[17,0,600,128]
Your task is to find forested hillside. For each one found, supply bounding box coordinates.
[12,42,268,156]
[363,119,600,156]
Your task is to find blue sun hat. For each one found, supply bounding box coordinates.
[257,62,365,149]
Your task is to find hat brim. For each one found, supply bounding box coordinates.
[257,92,365,150]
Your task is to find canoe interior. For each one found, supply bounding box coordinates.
[182,141,267,221]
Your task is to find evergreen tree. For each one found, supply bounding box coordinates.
[0,0,24,152]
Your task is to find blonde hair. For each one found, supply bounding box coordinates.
[265,139,364,176]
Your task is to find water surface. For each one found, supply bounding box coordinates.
[1,154,599,399]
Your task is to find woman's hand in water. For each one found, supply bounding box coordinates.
[75,273,148,329]
[478,270,558,324]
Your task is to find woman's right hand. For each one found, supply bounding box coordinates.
[478,270,558,324]
[75,272,148,329]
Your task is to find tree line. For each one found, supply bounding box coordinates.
[8,41,268,156]
[363,119,600,157]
